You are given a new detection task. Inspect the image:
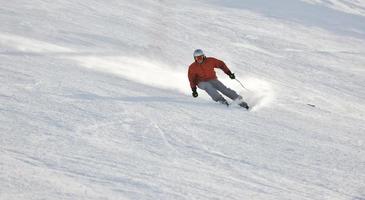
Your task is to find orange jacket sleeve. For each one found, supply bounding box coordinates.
[213,58,232,75]
[188,67,197,89]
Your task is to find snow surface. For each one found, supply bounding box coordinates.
[1,0,365,199]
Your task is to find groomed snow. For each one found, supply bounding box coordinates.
[1,0,365,199]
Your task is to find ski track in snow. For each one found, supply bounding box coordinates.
[1,0,365,199]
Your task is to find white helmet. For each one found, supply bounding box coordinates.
[193,49,205,58]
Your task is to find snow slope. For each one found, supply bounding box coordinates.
[1,0,365,199]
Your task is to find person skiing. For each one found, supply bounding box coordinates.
[188,49,249,109]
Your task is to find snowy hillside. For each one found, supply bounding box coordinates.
[1,0,365,199]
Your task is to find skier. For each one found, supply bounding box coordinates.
[188,49,249,109]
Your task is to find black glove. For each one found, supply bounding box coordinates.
[228,72,235,79]
[192,87,198,98]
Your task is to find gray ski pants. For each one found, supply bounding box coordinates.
[197,79,240,102]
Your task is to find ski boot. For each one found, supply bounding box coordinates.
[218,99,229,107]
[235,96,249,110]
[239,101,249,110]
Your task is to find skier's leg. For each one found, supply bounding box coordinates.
[210,80,249,109]
[210,79,240,100]
[198,81,228,105]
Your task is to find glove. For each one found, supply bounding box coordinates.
[228,73,235,79]
[192,87,198,98]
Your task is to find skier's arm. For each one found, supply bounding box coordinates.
[214,58,234,76]
[188,68,198,97]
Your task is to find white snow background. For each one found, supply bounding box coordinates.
[1,0,365,199]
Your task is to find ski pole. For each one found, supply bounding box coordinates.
[235,78,249,91]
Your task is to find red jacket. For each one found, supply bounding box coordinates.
[188,57,232,89]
